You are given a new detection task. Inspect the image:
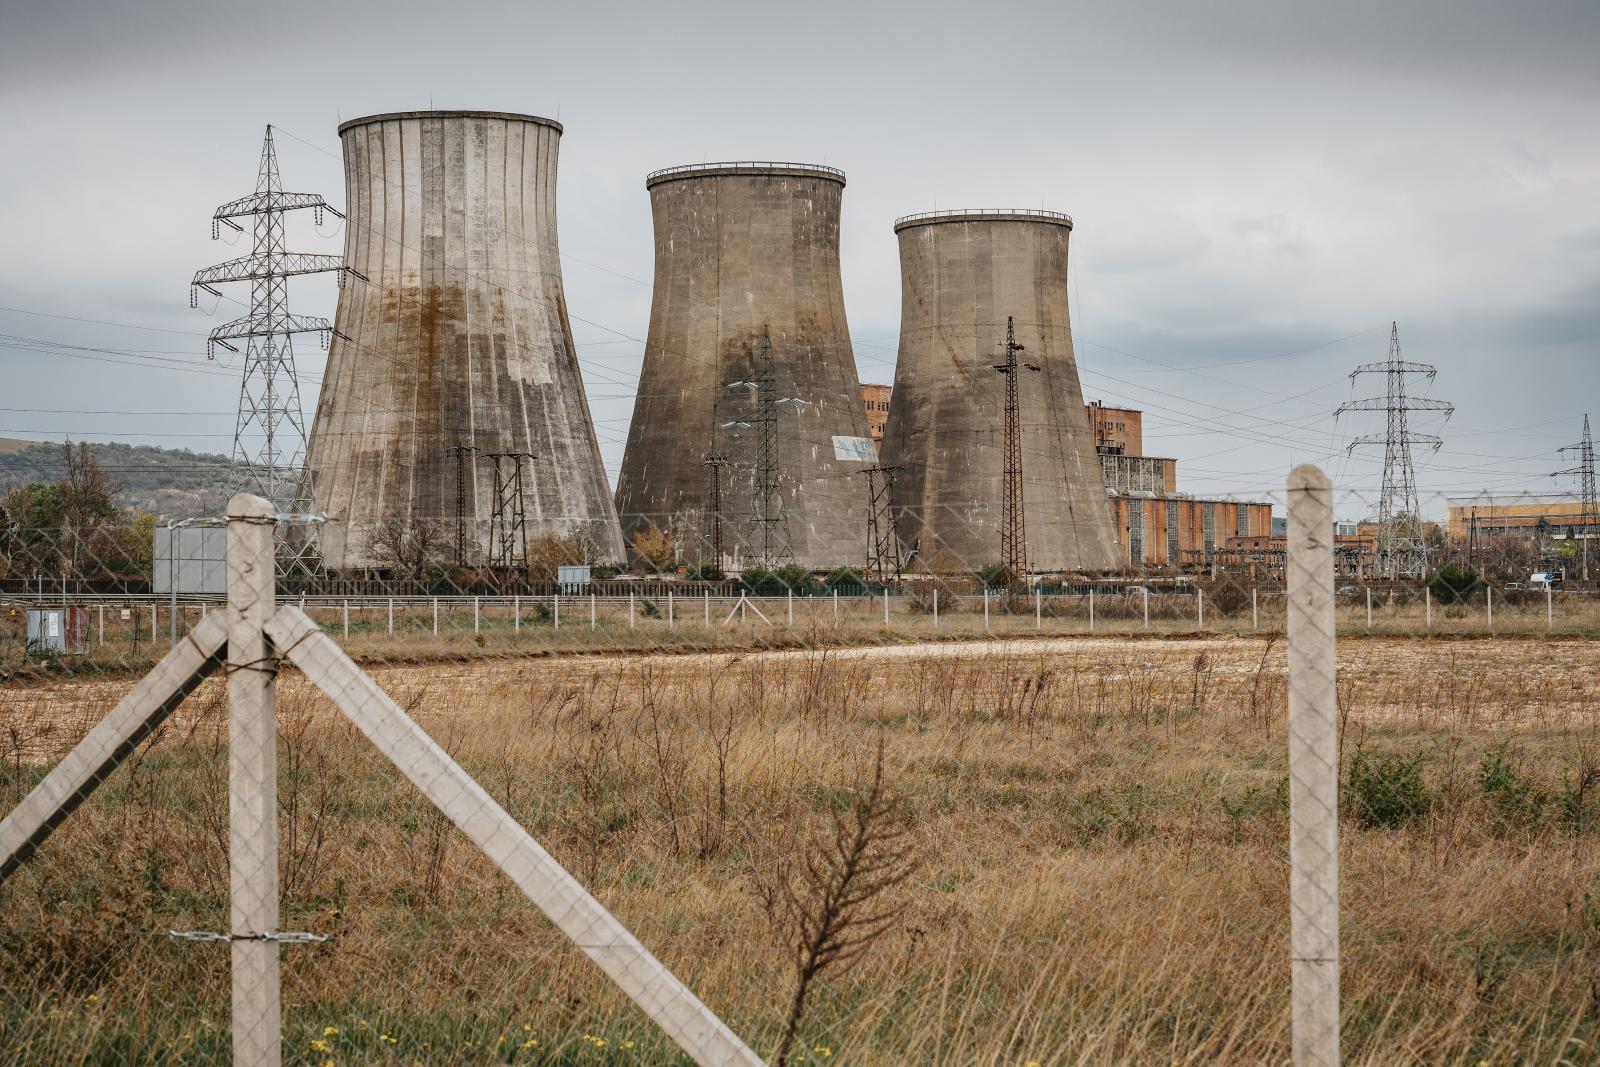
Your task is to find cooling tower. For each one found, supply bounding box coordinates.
[879,209,1120,573]
[613,163,874,569]
[304,110,624,569]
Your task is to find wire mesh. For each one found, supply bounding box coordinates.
[2,481,1599,1063]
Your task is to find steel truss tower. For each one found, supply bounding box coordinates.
[860,465,902,582]
[993,316,1039,580]
[702,454,729,566]
[724,326,804,567]
[1335,322,1454,580]
[487,451,534,572]
[445,444,478,567]
[1555,414,1596,581]
[192,126,348,510]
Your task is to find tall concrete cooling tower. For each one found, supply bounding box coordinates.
[879,209,1120,574]
[304,110,624,569]
[613,163,875,570]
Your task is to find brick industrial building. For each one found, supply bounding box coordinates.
[861,388,1273,571]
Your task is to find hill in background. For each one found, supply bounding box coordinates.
[0,438,237,519]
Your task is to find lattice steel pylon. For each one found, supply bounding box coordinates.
[993,316,1040,580]
[486,451,533,572]
[860,465,902,582]
[191,126,349,572]
[1334,322,1453,579]
[724,325,804,567]
[702,454,729,566]
[445,443,479,567]
[1554,414,1596,581]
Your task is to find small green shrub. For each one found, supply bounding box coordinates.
[1346,749,1430,829]
[1427,564,1484,605]
[1478,746,1548,829]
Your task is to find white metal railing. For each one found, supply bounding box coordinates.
[894,207,1073,227]
[645,161,846,183]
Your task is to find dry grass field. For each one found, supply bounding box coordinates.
[3,633,1600,1064]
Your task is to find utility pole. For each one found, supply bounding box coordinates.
[859,465,902,582]
[1555,414,1596,581]
[724,325,805,567]
[993,316,1040,580]
[445,443,478,567]
[486,451,533,572]
[703,454,729,567]
[1334,322,1453,580]
[191,126,351,574]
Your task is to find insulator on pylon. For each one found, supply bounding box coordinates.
[189,286,198,309]
[314,206,323,227]
[211,219,218,241]
[321,329,330,350]
[206,339,215,360]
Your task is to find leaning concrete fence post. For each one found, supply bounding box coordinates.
[1285,465,1340,1067]
[227,493,281,1067]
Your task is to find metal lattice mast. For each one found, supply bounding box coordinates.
[191,126,348,510]
[445,444,478,567]
[487,451,533,571]
[993,316,1039,579]
[724,326,802,567]
[1555,414,1596,581]
[703,454,729,566]
[1334,322,1453,579]
[860,465,903,582]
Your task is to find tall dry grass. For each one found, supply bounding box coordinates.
[2,636,1599,1064]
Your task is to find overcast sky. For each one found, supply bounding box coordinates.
[2,0,1596,520]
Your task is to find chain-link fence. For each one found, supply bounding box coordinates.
[4,476,1600,1064]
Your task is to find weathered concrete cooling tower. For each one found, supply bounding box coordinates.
[304,110,624,569]
[879,209,1120,573]
[613,163,875,569]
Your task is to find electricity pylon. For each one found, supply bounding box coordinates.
[486,451,533,572]
[703,454,729,566]
[993,316,1039,580]
[859,465,902,582]
[191,125,348,509]
[1555,414,1596,580]
[445,443,479,567]
[724,326,805,567]
[1334,322,1453,579]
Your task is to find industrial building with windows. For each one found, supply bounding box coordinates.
[861,388,1274,571]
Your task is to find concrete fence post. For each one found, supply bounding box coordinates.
[882,588,889,626]
[473,596,480,634]
[1285,465,1340,1067]
[1547,584,1553,629]
[1365,587,1372,629]
[1252,587,1259,631]
[342,600,349,641]
[704,590,710,630]
[151,604,157,644]
[1035,587,1042,630]
[432,597,438,636]
[98,604,104,645]
[1486,586,1493,631]
[553,595,560,629]
[787,589,793,628]
[983,589,990,631]
[388,597,395,636]
[226,493,282,1067]
[514,595,520,633]
[832,588,839,625]
[668,591,674,630]
[590,593,596,629]
[1424,586,1431,628]
[1143,586,1149,629]
[933,588,939,628]
[1197,588,1205,630]
[1089,587,1095,632]
[630,592,636,630]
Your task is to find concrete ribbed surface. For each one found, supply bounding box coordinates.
[304,111,623,568]
[614,165,872,569]
[879,213,1121,573]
